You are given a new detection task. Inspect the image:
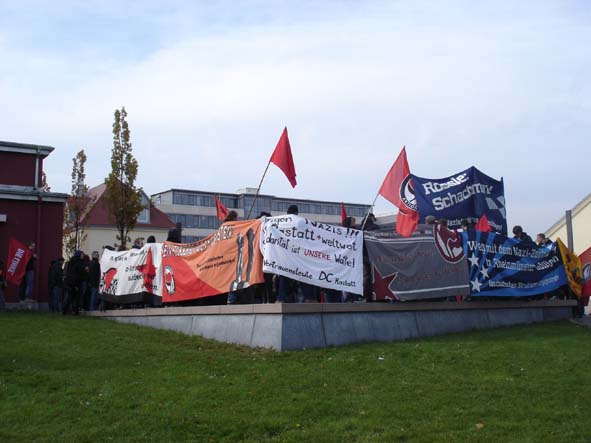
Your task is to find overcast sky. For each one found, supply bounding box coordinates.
[1,0,589,236]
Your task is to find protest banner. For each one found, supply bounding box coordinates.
[556,238,583,297]
[412,167,507,234]
[462,230,567,296]
[100,243,163,304]
[365,225,469,301]
[161,219,264,302]
[260,215,363,295]
[5,238,33,285]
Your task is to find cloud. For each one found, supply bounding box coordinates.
[0,1,590,235]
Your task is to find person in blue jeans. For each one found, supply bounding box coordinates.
[19,242,36,303]
[50,258,64,313]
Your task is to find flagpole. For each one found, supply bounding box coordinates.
[246,161,271,219]
[360,192,380,231]
[217,194,222,228]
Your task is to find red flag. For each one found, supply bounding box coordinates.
[379,146,411,209]
[269,127,297,188]
[136,246,156,293]
[475,214,492,232]
[379,146,418,237]
[5,238,33,285]
[215,196,229,221]
[396,209,419,237]
[341,202,347,226]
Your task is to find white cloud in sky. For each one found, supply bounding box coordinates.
[1,0,590,236]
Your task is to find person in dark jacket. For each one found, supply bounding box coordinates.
[361,213,379,302]
[63,251,86,315]
[512,225,533,243]
[88,251,101,311]
[50,258,64,313]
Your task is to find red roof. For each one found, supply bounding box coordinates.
[84,184,175,229]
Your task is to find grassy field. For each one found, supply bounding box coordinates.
[0,311,590,443]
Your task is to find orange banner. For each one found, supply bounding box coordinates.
[161,219,264,302]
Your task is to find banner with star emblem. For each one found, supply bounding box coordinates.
[411,166,507,235]
[462,230,567,296]
[261,215,364,294]
[162,219,265,302]
[364,226,470,301]
[99,243,163,305]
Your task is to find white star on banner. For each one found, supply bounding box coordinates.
[479,267,489,279]
[471,278,483,292]
[468,254,480,268]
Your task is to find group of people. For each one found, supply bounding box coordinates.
[47,250,101,314]
[0,211,573,311]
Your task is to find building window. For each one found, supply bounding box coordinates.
[181,235,204,243]
[137,207,150,223]
[168,214,219,229]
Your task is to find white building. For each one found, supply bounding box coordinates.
[545,192,591,255]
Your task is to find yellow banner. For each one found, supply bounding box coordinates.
[556,238,583,297]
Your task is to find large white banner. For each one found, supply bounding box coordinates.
[260,215,363,295]
[99,243,163,301]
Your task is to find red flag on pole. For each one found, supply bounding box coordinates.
[269,127,297,188]
[475,214,492,232]
[396,209,419,237]
[5,238,33,285]
[379,146,418,237]
[341,202,347,226]
[379,146,411,209]
[215,196,229,221]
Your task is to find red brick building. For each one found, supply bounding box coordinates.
[0,140,68,308]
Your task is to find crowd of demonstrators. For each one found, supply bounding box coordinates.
[29,215,579,311]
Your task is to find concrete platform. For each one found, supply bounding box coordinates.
[86,300,576,351]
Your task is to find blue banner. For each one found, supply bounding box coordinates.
[411,167,507,235]
[462,230,567,297]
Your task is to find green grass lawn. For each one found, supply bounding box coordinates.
[0,312,590,443]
